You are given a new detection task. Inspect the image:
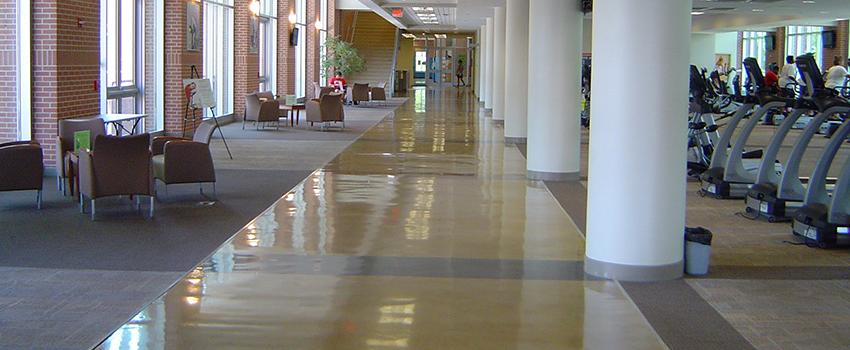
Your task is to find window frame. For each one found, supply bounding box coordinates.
[294,0,307,98]
[319,0,328,84]
[103,0,144,115]
[257,2,277,94]
[16,0,32,141]
[741,31,768,74]
[786,25,824,68]
[203,0,235,118]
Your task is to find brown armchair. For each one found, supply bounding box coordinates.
[151,120,217,199]
[0,141,44,209]
[351,83,370,105]
[370,82,388,106]
[56,117,106,196]
[78,134,154,220]
[243,92,281,130]
[306,93,345,131]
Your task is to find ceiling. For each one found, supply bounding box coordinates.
[350,0,850,32]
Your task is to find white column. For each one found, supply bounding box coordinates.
[585,0,692,281]
[484,17,495,110]
[475,27,482,99]
[504,0,529,143]
[492,7,506,121]
[526,0,582,180]
[479,24,487,103]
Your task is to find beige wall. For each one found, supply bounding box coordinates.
[397,38,415,89]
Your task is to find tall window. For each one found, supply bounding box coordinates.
[742,31,768,73]
[258,0,277,93]
[104,0,142,115]
[294,0,307,98]
[318,0,328,84]
[16,0,32,141]
[786,26,823,68]
[204,0,235,118]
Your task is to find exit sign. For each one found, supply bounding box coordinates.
[391,8,403,18]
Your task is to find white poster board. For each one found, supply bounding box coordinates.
[183,79,215,109]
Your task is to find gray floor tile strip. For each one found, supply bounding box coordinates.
[207,253,596,281]
[701,265,850,280]
[621,281,757,350]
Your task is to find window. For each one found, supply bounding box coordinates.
[742,31,768,73]
[104,0,143,116]
[318,0,328,84]
[295,0,307,98]
[258,1,277,93]
[204,0,235,118]
[786,26,823,68]
[16,0,32,141]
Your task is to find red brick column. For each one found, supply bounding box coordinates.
[32,0,101,164]
[736,31,744,70]
[277,0,293,96]
[164,0,202,136]
[305,1,317,98]
[233,0,259,120]
[0,0,18,142]
[823,20,849,69]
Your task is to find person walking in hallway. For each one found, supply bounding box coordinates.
[456,59,466,87]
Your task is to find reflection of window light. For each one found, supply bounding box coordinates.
[379,315,414,325]
[366,338,409,348]
[185,296,200,305]
[380,304,416,315]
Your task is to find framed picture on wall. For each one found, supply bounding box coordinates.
[186,2,201,52]
[249,17,259,53]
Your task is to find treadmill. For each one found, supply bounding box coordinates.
[746,55,849,221]
[700,58,791,199]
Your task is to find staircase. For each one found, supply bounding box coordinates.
[347,12,397,86]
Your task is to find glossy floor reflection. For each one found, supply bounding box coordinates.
[99,87,665,349]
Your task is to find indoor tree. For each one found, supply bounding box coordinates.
[320,36,365,78]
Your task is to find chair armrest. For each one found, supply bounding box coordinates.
[78,150,95,198]
[259,100,281,122]
[0,140,38,148]
[152,136,189,156]
[164,141,216,184]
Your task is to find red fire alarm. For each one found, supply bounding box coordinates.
[391,8,403,18]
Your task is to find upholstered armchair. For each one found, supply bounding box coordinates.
[56,117,106,196]
[151,120,217,199]
[318,86,335,98]
[306,93,345,130]
[78,134,154,220]
[0,141,44,209]
[351,83,370,105]
[370,82,388,105]
[244,92,280,130]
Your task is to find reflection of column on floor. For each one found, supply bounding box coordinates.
[504,0,529,143]
[585,0,691,281]
[492,6,506,121]
[526,0,583,181]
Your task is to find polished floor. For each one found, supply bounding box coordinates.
[98,88,665,349]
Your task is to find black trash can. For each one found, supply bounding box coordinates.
[684,227,713,275]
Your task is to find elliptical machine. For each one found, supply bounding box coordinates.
[700,58,789,199]
[745,55,847,222]
[791,57,850,247]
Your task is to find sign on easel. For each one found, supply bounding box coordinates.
[183,78,216,109]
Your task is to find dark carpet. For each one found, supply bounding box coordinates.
[0,169,312,272]
[221,119,380,141]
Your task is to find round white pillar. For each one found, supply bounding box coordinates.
[504,0,529,143]
[476,27,483,100]
[478,24,487,103]
[484,17,495,110]
[585,0,692,281]
[526,0,583,180]
[492,7,506,121]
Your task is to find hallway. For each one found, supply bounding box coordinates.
[98,87,665,349]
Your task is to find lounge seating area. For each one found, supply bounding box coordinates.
[2,116,221,221]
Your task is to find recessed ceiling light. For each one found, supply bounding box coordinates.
[802,0,815,3]
[691,11,704,15]
[752,8,764,12]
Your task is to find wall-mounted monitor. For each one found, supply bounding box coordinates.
[765,34,776,51]
[290,27,300,46]
[822,30,836,49]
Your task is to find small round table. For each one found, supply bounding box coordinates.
[279,104,306,127]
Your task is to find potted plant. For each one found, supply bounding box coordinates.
[321,36,365,78]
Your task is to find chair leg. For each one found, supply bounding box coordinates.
[242,118,246,130]
[90,199,96,221]
[36,190,42,210]
[56,174,62,191]
[149,196,155,219]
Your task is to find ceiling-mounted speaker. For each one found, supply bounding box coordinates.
[581,0,592,14]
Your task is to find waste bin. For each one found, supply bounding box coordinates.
[684,227,713,276]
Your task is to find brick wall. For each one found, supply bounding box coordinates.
[31,0,101,164]
[277,0,292,95]
[163,0,202,136]
[822,20,849,71]
[233,0,258,120]
[766,27,786,69]
[0,0,17,142]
